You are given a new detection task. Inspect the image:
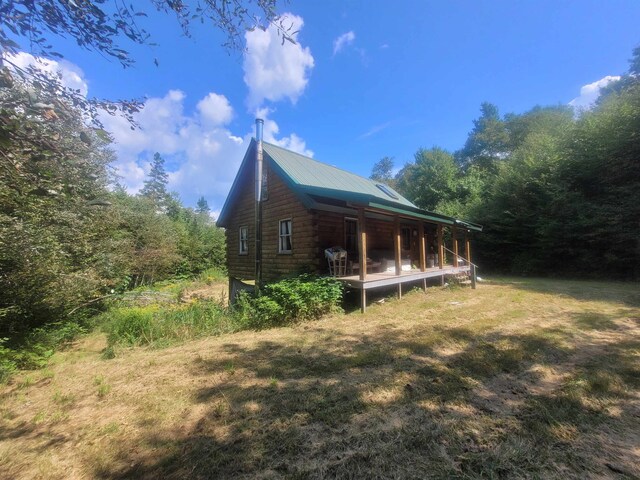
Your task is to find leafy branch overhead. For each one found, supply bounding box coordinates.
[0,0,292,67]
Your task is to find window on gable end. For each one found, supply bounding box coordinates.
[239,226,248,255]
[278,219,292,253]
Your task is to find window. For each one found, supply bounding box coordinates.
[345,218,358,254]
[278,219,292,253]
[239,226,248,255]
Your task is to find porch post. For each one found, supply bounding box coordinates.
[419,222,426,272]
[394,216,402,299]
[465,232,471,265]
[358,208,367,281]
[394,216,402,276]
[453,226,459,267]
[437,224,444,269]
[358,208,367,313]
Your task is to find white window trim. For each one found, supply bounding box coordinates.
[239,226,249,255]
[278,218,293,254]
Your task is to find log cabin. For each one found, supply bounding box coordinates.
[217,119,483,312]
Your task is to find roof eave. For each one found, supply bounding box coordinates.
[217,138,255,227]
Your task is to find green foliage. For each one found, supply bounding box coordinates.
[0,338,17,384]
[2,1,287,67]
[0,67,116,335]
[102,302,230,348]
[102,275,342,351]
[0,68,226,380]
[456,102,510,173]
[198,267,228,285]
[234,276,343,329]
[0,318,91,383]
[196,196,210,215]
[140,152,170,210]
[392,51,640,279]
[235,293,284,329]
[396,148,459,211]
[370,156,396,186]
[94,375,112,398]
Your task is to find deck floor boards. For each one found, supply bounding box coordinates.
[336,265,470,290]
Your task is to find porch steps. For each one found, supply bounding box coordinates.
[446,270,472,286]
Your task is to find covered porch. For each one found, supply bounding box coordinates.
[338,264,476,312]
[323,204,480,312]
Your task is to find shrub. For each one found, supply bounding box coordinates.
[0,318,90,382]
[234,275,343,329]
[0,338,17,384]
[234,292,284,330]
[103,301,230,348]
[197,267,227,285]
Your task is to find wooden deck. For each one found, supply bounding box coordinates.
[337,265,470,289]
[335,265,474,312]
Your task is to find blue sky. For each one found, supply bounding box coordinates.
[7,0,640,216]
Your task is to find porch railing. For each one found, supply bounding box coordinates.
[442,245,478,288]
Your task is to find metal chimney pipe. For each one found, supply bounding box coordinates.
[255,118,264,201]
[254,118,264,289]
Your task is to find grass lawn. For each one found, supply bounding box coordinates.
[1,277,639,479]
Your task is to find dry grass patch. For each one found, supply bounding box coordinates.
[0,277,639,479]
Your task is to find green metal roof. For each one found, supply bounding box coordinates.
[218,139,482,232]
[262,142,417,209]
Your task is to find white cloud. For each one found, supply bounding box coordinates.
[243,13,314,107]
[101,90,249,208]
[5,52,89,95]
[197,92,234,127]
[569,75,620,109]
[333,31,356,56]
[358,122,391,140]
[256,107,313,157]
[6,52,313,211]
[103,94,313,210]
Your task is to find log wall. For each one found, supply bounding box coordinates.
[261,166,317,281]
[225,158,256,280]
[225,158,318,281]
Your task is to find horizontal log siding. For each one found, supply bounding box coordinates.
[261,163,316,282]
[225,159,256,280]
[225,159,317,281]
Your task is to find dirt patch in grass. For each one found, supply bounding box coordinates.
[1,277,639,479]
[180,282,228,305]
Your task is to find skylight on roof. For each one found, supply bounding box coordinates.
[376,183,399,199]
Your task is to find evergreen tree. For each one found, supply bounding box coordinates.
[140,153,169,210]
[196,196,211,216]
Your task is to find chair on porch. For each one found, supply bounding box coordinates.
[325,247,347,277]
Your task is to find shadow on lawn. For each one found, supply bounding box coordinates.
[494,276,640,308]
[99,311,640,480]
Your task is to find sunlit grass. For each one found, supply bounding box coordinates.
[0,277,638,479]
